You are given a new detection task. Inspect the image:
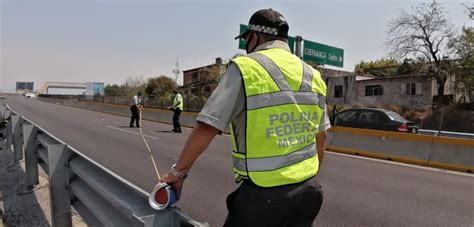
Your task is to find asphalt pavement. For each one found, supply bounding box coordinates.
[5,95,474,226]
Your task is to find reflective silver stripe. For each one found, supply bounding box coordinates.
[320,96,326,109]
[230,122,246,154]
[299,61,314,92]
[247,53,291,91]
[232,155,247,173]
[247,91,326,110]
[232,143,316,172]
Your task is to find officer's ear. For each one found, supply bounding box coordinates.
[246,32,259,53]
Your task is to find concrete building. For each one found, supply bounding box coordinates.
[38,81,104,95]
[85,82,105,96]
[181,59,465,109]
[325,73,458,109]
[182,58,227,97]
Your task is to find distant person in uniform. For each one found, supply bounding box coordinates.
[130,91,143,128]
[168,89,183,133]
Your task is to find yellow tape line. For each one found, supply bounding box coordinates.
[329,126,474,146]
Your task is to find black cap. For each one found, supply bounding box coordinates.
[235,9,289,39]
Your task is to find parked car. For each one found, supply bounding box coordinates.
[25,92,36,98]
[333,108,419,133]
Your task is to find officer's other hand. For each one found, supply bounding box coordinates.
[160,174,184,199]
[167,107,174,111]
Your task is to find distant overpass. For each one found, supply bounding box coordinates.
[38,81,104,95]
[38,82,87,94]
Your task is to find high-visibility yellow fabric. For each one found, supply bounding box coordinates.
[231,48,327,187]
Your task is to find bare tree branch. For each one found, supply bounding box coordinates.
[386,0,457,106]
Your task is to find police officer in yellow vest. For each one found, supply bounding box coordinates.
[161,8,330,226]
[168,89,183,133]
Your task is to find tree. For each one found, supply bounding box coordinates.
[123,76,146,97]
[354,58,400,75]
[145,75,177,96]
[387,1,455,107]
[462,3,473,20]
[448,26,474,101]
[206,65,225,84]
[104,84,123,96]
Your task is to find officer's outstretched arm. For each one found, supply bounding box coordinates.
[316,131,327,166]
[161,122,219,196]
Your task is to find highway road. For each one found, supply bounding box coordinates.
[5,95,474,226]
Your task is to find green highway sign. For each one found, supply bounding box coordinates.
[238,24,247,49]
[302,40,344,67]
[237,24,344,68]
[288,36,295,54]
[238,24,295,53]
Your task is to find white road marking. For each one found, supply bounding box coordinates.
[105,125,160,140]
[327,151,473,177]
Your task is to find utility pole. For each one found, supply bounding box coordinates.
[172,58,180,84]
[295,36,303,58]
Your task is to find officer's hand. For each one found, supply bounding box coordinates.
[160,174,184,199]
[167,107,173,111]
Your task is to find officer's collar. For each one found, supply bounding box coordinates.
[253,40,291,53]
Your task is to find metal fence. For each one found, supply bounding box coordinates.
[39,94,209,112]
[0,100,208,227]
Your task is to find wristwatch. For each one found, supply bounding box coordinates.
[170,164,188,180]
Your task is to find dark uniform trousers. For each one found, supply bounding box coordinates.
[224,177,323,227]
[173,108,182,132]
[130,105,140,127]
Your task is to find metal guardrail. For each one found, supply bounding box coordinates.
[0,101,208,227]
[418,129,474,139]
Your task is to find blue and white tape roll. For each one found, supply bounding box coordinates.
[149,183,178,210]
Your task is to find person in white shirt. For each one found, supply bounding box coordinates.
[129,92,143,128]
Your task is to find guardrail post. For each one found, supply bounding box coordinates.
[12,115,24,162]
[4,109,11,120]
[23,123,39,189]
[6,117,13,148]
[0,106,5,120]
[48,144,72,227]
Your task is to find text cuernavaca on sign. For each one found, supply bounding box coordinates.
[303,40,344,68]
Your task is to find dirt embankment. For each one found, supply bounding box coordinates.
[0,146,86,226]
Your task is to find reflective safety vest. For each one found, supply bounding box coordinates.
[173,93,183,110]
[231,48,327,187]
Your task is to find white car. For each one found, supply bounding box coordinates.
[25,93,36,98]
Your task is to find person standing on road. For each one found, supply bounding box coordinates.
[161,8,330,226]
[129,91,143,128]
[168,89,183,133]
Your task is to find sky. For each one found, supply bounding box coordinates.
[1,0,472,92]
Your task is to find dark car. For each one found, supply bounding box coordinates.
[333,108,419,133]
